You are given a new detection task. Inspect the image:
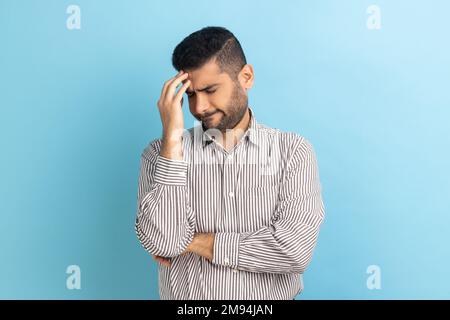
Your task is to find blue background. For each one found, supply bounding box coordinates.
[1,0,449,299]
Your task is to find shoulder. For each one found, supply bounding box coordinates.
[256,122,315,160]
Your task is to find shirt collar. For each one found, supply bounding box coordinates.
[202,106,259,148]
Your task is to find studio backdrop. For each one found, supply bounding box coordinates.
[1,0,449,299]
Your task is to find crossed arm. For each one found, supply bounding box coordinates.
[135,136,325,274]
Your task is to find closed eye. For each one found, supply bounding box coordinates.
[186,89,216,97]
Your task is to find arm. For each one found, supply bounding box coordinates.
[135,69,193,258]
[210,137,325,274]
[134,139,195,258]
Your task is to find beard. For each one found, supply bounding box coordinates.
[201,82,248,133]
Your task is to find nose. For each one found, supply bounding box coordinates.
[191,93,210,117]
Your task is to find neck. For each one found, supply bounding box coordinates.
[220,107,251,151]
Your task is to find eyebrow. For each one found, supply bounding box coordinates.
[186,83,220,94]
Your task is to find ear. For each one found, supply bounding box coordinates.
[238,64,254,91]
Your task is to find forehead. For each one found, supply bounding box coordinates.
[184,59,230,85]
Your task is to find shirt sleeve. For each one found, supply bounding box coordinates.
[135,139,195,258]
[212,137,325,274]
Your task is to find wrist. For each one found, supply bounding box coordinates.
[160,140,183,160]
[188,233,215,261]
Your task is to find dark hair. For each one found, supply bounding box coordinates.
[172,26,247,80]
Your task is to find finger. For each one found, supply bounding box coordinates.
[162,260,171,267]
[153,255,164,262]
[174,80,190,104]
[159,258,171,267]
[165,72,189,101]
[153,256,171,267]
[161,70,184,99]
[166,73,189,101]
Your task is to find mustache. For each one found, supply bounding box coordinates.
[201,111,219,119]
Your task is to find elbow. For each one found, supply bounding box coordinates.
[289,253,312,274]
[135,216,192,258]
[290,220,323,274]
[290,240,318,274]
[292,258,309,274]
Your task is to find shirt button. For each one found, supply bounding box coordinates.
[224,257,230,265]
[232,268,238,274]
[228,191,234,197]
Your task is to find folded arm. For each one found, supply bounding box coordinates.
[210,137,325,274]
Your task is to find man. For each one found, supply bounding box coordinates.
[135,26,325,300]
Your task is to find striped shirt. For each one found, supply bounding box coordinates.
[135,106,325,300]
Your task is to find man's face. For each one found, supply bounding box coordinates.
[182,59,248,132]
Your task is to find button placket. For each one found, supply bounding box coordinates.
[222,159,231,232]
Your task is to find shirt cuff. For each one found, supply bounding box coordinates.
[153,155,188,186]
[212,232,240,269]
